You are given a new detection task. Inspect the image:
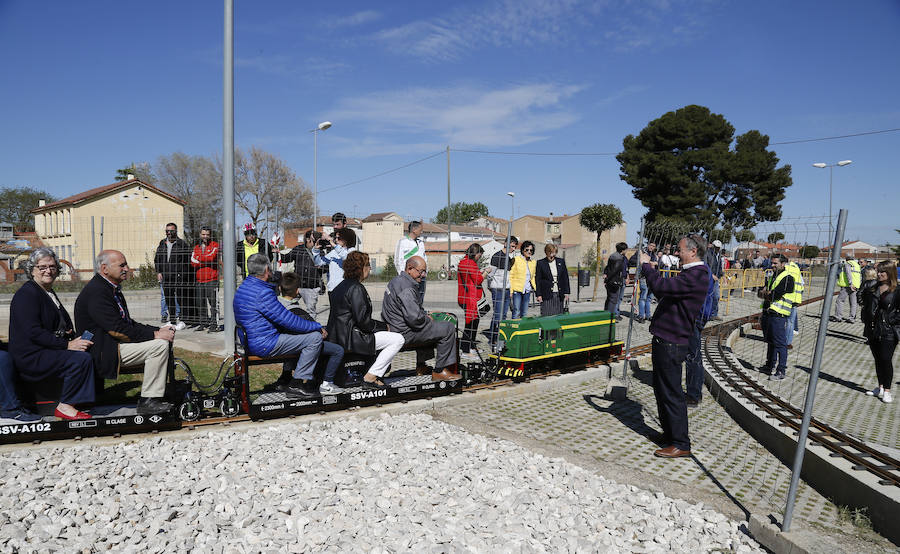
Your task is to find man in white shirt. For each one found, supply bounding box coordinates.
[395,221,426,305]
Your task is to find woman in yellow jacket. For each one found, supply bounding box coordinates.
[509,240,537,318]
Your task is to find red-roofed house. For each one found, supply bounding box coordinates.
[31,177,185,275]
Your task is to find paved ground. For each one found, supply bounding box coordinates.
[430,363,893,551]
[730,310,900,455]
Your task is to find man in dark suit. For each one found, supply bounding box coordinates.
[75,250,176,415]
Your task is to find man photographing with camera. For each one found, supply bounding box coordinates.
[281,229,327,317]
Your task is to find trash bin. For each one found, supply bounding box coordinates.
[577,269,591,287]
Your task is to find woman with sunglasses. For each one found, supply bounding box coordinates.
[509,241,537,319]
[861,261,899,403]
[8,248,95,419]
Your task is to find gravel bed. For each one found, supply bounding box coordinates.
[0,414,762,553]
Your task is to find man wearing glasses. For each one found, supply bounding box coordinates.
[382,256,459,381]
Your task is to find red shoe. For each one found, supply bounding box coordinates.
[54,407,91,420]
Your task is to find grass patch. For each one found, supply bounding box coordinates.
[96,346,284,404]
[835,505,873,531]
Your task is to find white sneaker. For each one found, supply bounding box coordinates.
[174,321,186,331]
[883,390,893,403]
[319,381,343,395]
[793,330,799,335]
[866,386,883,398]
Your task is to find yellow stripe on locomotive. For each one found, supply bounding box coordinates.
[493,310,621,363]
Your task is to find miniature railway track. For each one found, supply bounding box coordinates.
[703,316,900,489]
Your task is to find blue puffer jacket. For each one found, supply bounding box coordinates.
[233,276,322,356]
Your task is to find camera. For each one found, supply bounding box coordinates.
[317,238,333,254]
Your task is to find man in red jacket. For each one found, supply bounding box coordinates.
[191,226,221,332]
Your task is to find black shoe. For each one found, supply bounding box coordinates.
[161,316,168,323]
[686,397,700,408]
[136,397,173,415]
[768,371,786,381]
[207,325,223,333]
[282,379,320,398]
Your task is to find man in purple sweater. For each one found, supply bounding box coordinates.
[640,234,709,458]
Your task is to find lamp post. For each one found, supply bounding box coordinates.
[812,160,852,236]
[496,192,515,352]
[310,121,332,232]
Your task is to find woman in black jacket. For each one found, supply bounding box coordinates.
[326,251,404,388]
[8,248,95,420]
[535,243,570,316]
[861,262,899,404]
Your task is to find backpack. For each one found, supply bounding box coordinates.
[698,265,716,325]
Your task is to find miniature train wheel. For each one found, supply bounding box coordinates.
[178,401,201,422]
[220,397,240,417]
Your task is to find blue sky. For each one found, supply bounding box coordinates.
[1,0,898,246]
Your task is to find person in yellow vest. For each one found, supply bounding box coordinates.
[785,261,804,348]
[758,254,795,380]
[831,255,861,323]
[236,223,274,279]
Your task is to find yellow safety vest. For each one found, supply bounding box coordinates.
[763,269,794,316]
[837,259,861,288]
[785,262,803,307]
[242,239,261,276]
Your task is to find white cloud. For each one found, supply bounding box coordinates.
[330,83,585,156]
[372,0,713,61]
[330,10,383,28]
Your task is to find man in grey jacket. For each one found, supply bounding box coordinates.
[382,256,459,381]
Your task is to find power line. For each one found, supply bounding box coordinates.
[314,127,900,195]
[770,127,900,145]
[451,148,618,156]
[317,150,444,194]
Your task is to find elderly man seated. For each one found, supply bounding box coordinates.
[233,253,325,398]
[74,250,176,416]
[382,256,460,381]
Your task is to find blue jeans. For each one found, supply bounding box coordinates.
[0,351,21,413]
[786,307,798,346]
[321,341,344,383]
[685,320,705,401]
[764,313,789,373]
[710,280,720,317]
[489,288,510,344]
[511,291,531,319]
[269,332,324,380]
[160,283,180,318]
[638,280,654,319]
[651,337,691,451]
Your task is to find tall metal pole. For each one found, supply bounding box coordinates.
[782,209,848,532]
[313,129,318,232]
[828,166,833,238]
[446,146,451,276]
[496,192,514,352]
[90,216,96,271]
[222,0,236,352]
[621,219,645,380]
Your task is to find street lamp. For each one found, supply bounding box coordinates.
[812,160,852,236]
[310,121,332,232]
[496,192,515,352]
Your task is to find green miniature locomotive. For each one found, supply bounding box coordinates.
[491,310,622,379]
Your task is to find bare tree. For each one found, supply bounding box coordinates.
[232,146,313,230]
[153,152,222,240]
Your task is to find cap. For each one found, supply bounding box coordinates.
[712,239,723,248]
[242,223,257,234]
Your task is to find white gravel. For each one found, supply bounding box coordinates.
[0,413,762,553]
